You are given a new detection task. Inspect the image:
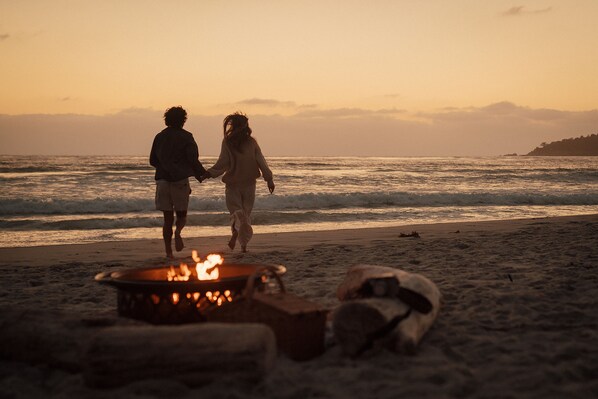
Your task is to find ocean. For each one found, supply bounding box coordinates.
[1,155,597,248]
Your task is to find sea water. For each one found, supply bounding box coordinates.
[1,155,597,247]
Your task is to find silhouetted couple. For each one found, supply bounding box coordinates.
[150,106,274,258]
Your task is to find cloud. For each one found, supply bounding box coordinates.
[414,103,598,155]
[0,30,44,42]
[0,110,221,156]
[502,6,552,16]
[235,98,297,107]
[59,97,71,102]
[1,103,597,156]
[480,101,519,112]
[115,107,159,115]
[296,103,318,110]
[503,6,525,16]
[418,101,593,124]
[294,107,405,119]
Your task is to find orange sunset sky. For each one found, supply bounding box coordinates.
[1,0,597,156]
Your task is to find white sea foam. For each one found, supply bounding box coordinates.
[1,192,596,217]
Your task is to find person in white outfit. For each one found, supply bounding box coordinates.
[203,113,275,252]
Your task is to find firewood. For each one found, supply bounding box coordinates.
[83,323,276,388]
[334,264,441,355]
[333,298,413,356]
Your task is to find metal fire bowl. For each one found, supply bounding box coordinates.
[95,263,287,324]
[95,263,287,294]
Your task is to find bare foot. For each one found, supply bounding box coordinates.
[241,245,247,253]
[174,234,184,252]
[228,231,238,250]
[164,241,174,259]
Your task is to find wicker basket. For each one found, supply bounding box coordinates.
[206,266,328,361]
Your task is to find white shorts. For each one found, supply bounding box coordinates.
[155,179,191,212]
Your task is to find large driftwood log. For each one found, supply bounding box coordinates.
[0,305,125,371]
[333,264,441,356]
[83,323,277,388]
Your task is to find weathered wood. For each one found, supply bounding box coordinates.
[0,305,123,371]
[334,264,441,355]
[83,323,277,388]
[333,298,411,356]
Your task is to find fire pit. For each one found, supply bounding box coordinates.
[96,252,286,324]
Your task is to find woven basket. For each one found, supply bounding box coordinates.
[206,266,328,361]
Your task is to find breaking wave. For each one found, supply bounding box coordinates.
[1,191,597,216]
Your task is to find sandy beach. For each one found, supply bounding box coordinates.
[1,214,597,398]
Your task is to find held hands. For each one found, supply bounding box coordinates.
[267,180,275,194]
[196,172,212,183]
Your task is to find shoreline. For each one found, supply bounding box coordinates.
[1,213,596,264]
[1,213,597,398]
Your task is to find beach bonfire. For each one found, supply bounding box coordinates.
[96,251,286,324]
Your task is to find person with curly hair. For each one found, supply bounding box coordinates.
[202,112,275,252]
[150,106,206,258]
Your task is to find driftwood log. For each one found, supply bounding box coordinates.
[0,305,128,372]
[83,323,276,388]
[333,264,441,356]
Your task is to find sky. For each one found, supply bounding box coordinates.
[1,0,597,156]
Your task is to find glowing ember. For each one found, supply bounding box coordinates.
[166,251,223,282]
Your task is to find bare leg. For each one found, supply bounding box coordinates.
[174,210,187,252]
[228,225,238,250]
[163,211,174,258]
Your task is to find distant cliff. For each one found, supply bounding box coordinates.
[527,134,598,156]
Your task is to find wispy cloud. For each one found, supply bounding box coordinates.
[296,103,318,110]
[294,107,406,119]
[502,6,552,16]
[235,98,297,107]
[417,101,595,125]
[0,30,44,42]
[115,107,159,115]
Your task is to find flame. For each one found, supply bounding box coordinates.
[166,251,223,281]
[161,251,227,308]
[167,264,191,282]
[194,252,223,281]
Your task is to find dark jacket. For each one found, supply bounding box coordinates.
[149,127,206,181]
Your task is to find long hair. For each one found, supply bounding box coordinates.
[223,112,252,150]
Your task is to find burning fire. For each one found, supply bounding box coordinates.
[165,251,230,307]
[167,251,223,282]
[192,250,222,280]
